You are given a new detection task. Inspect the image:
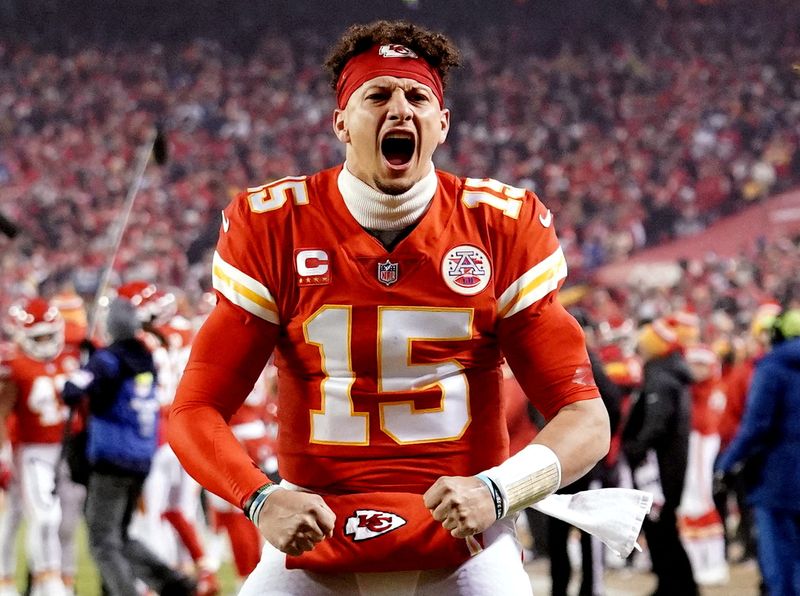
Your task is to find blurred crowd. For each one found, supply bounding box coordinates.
[1,0,799,318]
[508,241,800,593]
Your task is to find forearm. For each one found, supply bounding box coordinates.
[170,367,271,508]
[476,397,609,518]
[533,397,609,487]
[168,297,279,509]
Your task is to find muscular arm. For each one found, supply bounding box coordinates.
[531,399,610,486]
[169,298,279,508]
[426,299,610,538]
[500,299,610,486]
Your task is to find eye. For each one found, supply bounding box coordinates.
[408,92,429,103]
[366,92,388,101]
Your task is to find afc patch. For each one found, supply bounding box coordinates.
[441,245,492,296]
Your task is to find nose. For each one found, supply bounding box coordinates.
[386,90,412,121]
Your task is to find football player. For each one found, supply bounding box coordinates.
[170,20,609,595]
[679,345,729,586]
[0,299,78,596]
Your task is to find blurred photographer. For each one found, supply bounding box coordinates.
[62,298,196,596]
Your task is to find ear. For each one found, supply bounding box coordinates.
[438,108,450,144]
[333,109,350,143]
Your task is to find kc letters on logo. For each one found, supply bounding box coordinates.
[378,44,419,59]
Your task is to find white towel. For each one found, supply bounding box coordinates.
[532,488,653,558]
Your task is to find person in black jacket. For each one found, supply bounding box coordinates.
[63,298,196,596]
[623,318,698,596]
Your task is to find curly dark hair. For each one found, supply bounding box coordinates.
[324,20,461,92]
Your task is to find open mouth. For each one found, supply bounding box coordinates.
[381,134,416,167]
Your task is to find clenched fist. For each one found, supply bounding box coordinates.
[256,488,336,556]
[423,475,497,538]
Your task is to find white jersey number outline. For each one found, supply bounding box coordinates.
[27,374,67,427]
[461,177,525,219]
[247,177,309,213]
[304,306,473,445]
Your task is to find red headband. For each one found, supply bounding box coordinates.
[335,44,444,110]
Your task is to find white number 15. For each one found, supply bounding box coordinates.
[304,307,473,446]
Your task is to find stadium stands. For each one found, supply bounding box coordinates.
[1,0,798,331]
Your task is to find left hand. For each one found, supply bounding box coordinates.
[423,475,497,538]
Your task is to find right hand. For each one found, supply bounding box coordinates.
[256,488,336,556]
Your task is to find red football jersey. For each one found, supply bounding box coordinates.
[210,166,597,495]
[0,350,79,444]
[690,378,726,437]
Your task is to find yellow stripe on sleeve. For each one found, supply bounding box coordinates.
[497,247,567,319]
[211,251,279,324]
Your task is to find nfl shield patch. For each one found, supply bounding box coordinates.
[377,260,399,286]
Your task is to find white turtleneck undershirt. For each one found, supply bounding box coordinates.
[337,165,438,242]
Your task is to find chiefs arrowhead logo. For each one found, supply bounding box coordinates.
[344,509,407,542]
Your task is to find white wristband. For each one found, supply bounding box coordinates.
[481,444,561,516]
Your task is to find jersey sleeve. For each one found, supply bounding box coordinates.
[169,297,279,508]
[212,193,280,325]
[491,191,566,320]
[493,191,599,420]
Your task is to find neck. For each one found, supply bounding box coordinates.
[337,164,437,231]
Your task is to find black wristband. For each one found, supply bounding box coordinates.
[475,473,506,520]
